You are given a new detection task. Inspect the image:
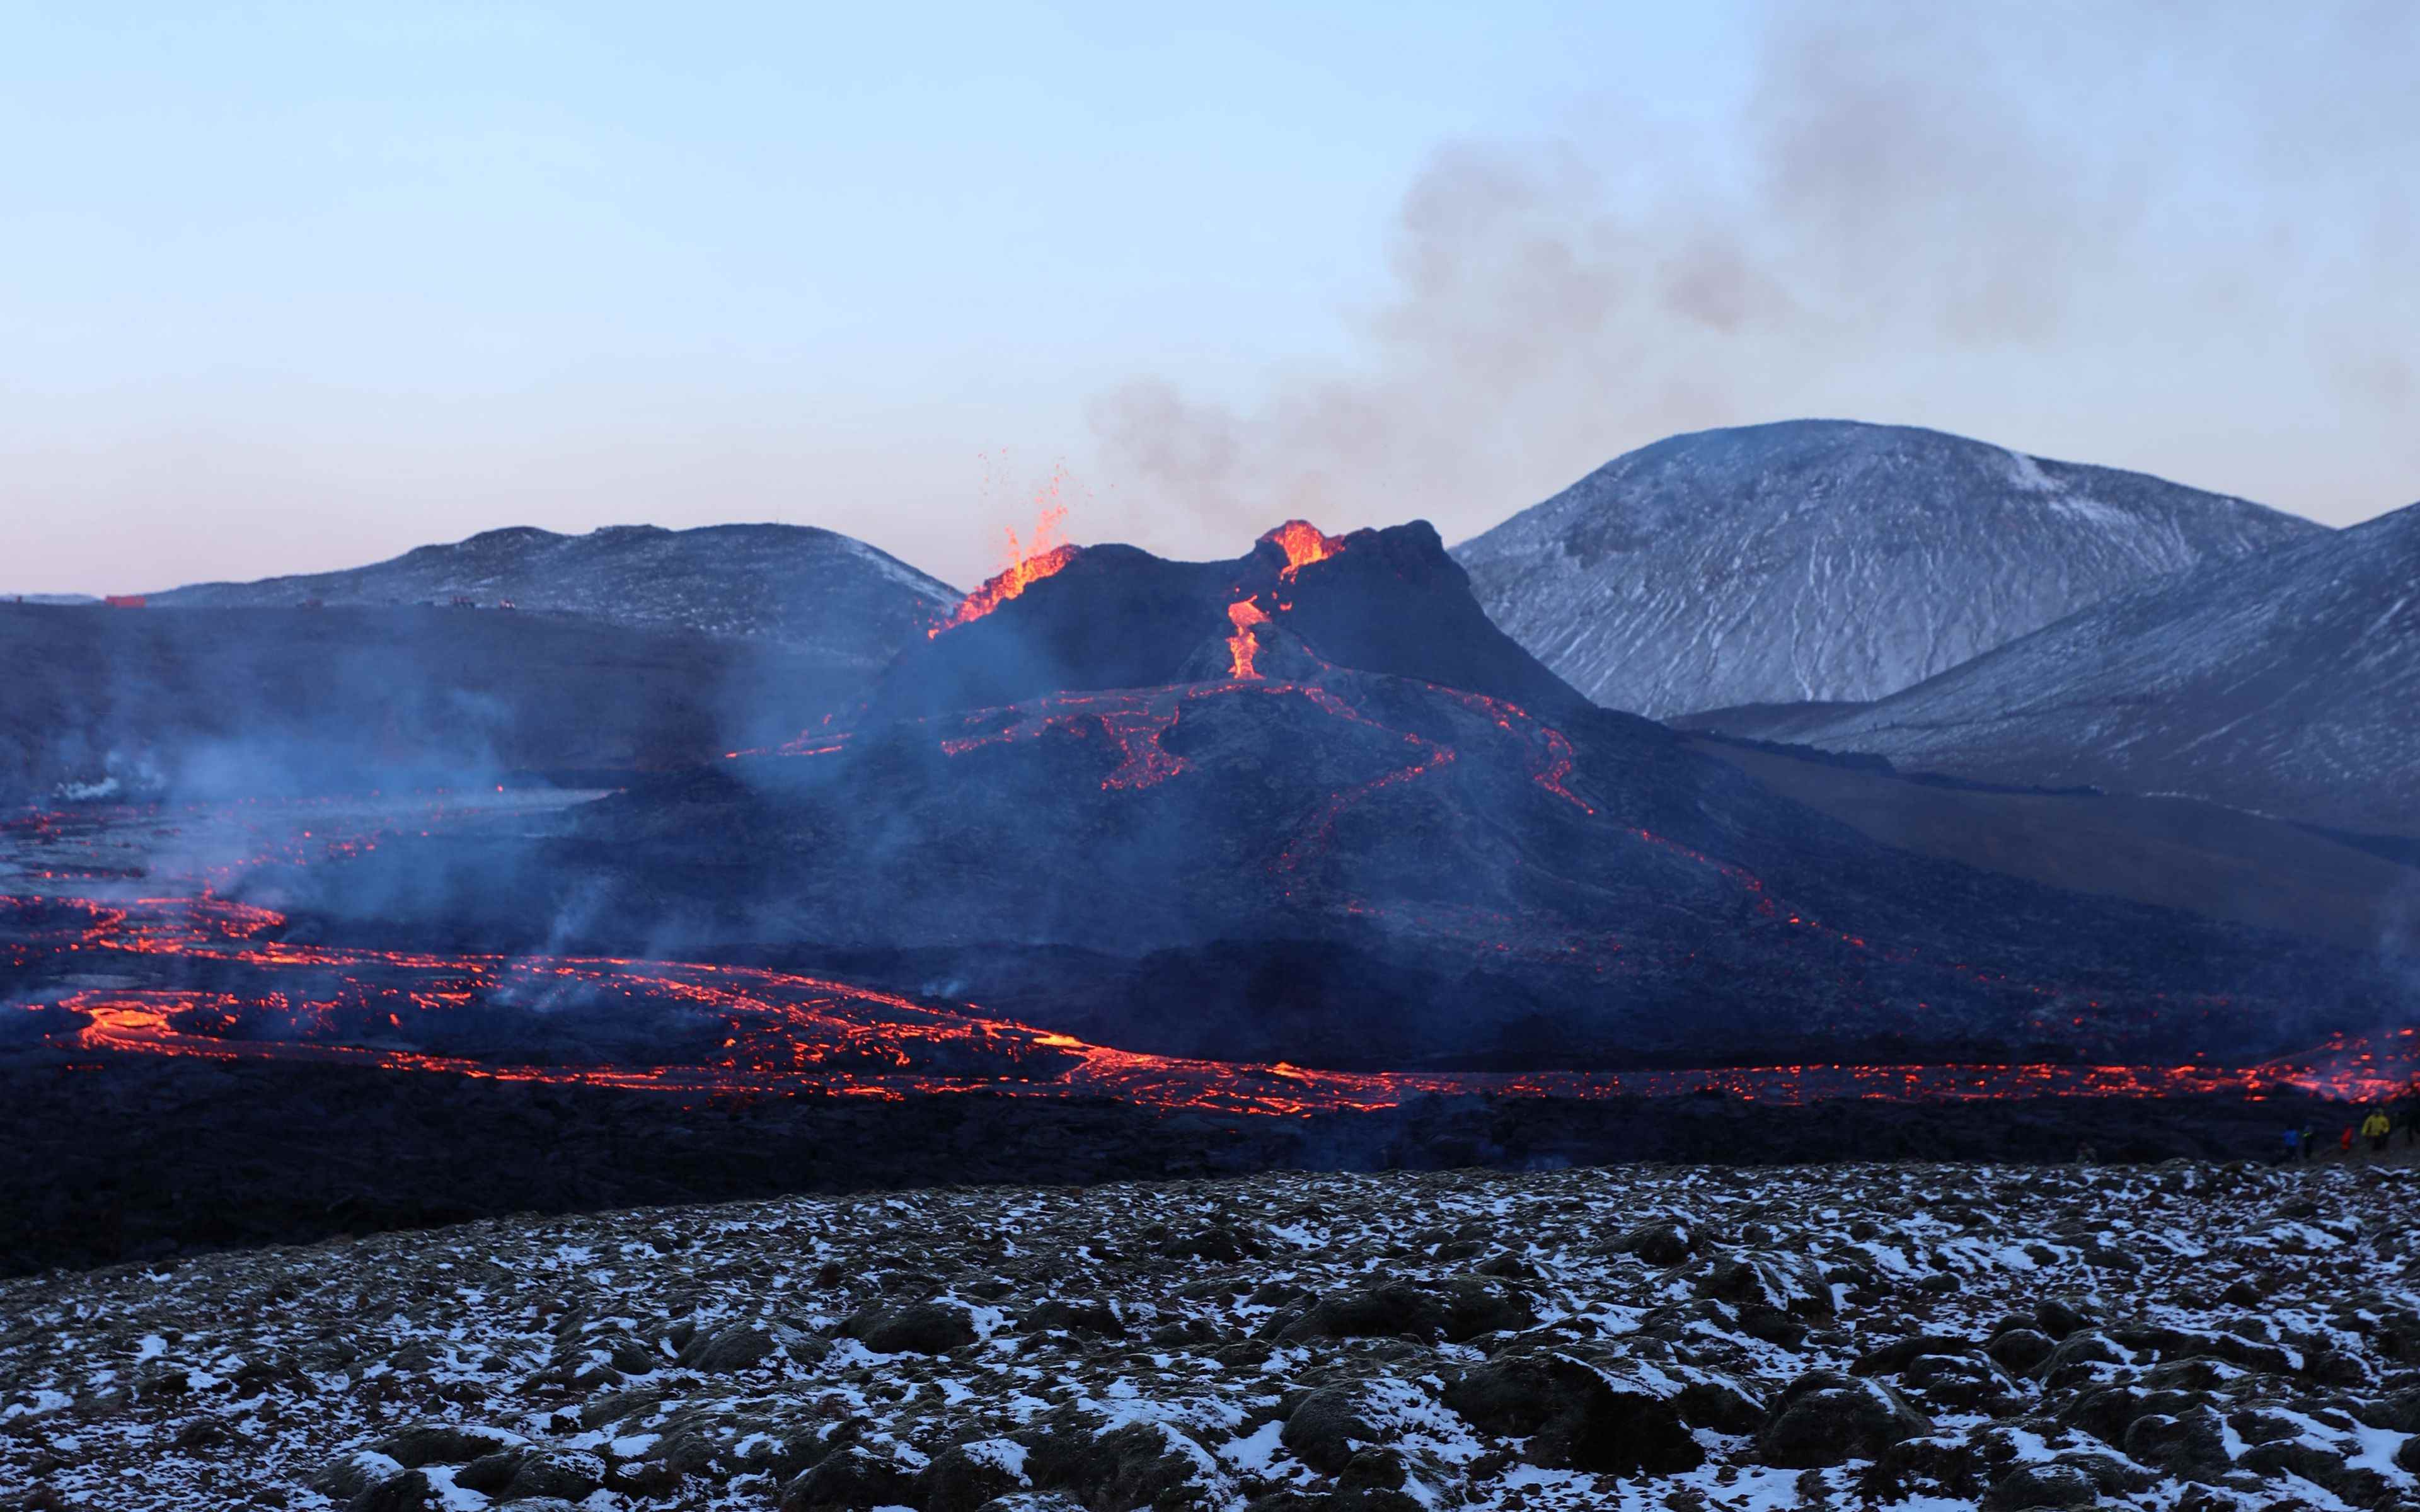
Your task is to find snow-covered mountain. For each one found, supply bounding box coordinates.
[151,523,959,669]
[1687,500,2420,837]
[1452,421,2322,718]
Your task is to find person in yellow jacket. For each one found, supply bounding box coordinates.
[2362,1107,2393,1154]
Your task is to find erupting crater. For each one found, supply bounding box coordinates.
[1263,518,1344,578]
[930,501,1080,636]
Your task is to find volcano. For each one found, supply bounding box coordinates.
[261,520,2409,1072]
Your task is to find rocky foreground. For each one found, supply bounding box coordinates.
[3,1162,2417,1512]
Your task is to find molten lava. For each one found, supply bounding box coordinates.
[1226,598,1270,679]
[6,874,2410,1114]
[8,719,2407,1118]
[1263,520,1342,579]
[931,502,1079,637]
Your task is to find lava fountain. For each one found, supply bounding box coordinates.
[1263,520,1342,579]
[931,495,1080,637]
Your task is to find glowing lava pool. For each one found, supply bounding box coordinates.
[3,796,2412,1113]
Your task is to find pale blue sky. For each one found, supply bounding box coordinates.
[2,2,2411,592]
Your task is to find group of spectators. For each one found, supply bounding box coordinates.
[2279,1089,2420,1162]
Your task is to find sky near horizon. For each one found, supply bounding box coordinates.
[2,1,2414,595]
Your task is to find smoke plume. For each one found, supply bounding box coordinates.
[1092,1,2420,549]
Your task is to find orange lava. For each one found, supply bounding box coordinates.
[6,879,2412,1114]
[11,727,2411,1116]
[931,501,1079,637]
[1263,520,1342,579]
[1226,599,1270,679]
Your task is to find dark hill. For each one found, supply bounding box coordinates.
[877,520,1586,719]
[147,522,957,667]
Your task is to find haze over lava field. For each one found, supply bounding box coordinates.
[4,515,2417,1274]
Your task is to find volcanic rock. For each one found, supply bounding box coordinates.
[842,1301,978,1356]
[1980,1460,2103,1509]
[7,1161,2420,1510]
[2123,1405,2235,1484]
[1613,1219,1696,1266]
[1756,1371,1933,1467]
[2033,1295,2099,1338]
[1442,1351,1703,1474]
[1022,1298,1126,1339]
[369,1423,519,1467]
[1852,1335,1983,1377]
[1272,1277,1533,1345]
[1020,1417,1231,1511]
[354,1469,440,1512]
[780,1445,920,1511]
[500,1450,604,1502]
[921,1439,1033,1512]
[677,1320,789,1373]
[1282,1379,1427,1475]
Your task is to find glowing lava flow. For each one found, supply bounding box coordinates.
[1226,599,1269,678]
[1434,689,1594,815]
[931,502,1079,636]
[7,881,2411,1112]
[6,740,2409,1114]
[3,832,2412,1111]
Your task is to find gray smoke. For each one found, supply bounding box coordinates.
[1092,1,2420,549]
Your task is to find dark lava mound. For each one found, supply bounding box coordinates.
[262,520,2411,1070]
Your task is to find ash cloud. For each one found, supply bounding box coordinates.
[1092,1,2420,547]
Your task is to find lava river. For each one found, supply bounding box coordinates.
[1,793,2411,1113]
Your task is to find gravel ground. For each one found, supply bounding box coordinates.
[4,1160,2418,1511]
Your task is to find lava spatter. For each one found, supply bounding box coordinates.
[1225,598,1269,679]
[1262,520,1343,579]
[931,499,1080,637]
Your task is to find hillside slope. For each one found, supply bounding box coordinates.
[1685,500,2420,837]
[150,522,957,667]
[1453,420,2319,717]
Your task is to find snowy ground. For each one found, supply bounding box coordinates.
[4,1160,2417,1511]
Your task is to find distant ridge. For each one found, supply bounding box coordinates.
[151,522,959,669]
[1453,420,2322,718]
[1686,499,2420,837]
